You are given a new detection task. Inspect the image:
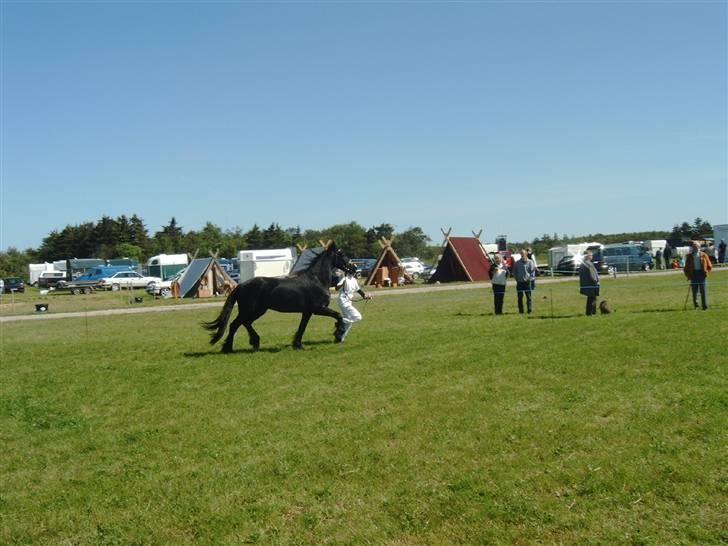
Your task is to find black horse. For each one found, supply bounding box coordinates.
[203,242,355,352]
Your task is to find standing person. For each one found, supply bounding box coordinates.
[683,241,712,310]
[0,277,4,296]
[336,269,371,342]
[663,242,672,269]
[526,247,538,289]
[489,254,508,315]
[514,249,536,314]
[655,248,663,270]
[578,251,600,316]
[719,238,727,264]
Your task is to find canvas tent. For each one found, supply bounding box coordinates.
[428,229,492,283]
[365,238,413,287]
[172,257,237,298]
[291,246,324,275]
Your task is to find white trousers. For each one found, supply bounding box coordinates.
[338,299,362,340]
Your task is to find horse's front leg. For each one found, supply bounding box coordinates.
[293,312,312,349]
[312,306,345,342]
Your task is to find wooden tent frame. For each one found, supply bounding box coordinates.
[364,237,414,287]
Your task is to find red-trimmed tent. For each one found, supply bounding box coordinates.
[428,230,492,283]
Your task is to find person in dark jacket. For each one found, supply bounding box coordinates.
[579,251,600,316]
[683,241,712,310]
[663,243,672,268]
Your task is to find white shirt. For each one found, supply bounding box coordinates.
[337,275,360,303]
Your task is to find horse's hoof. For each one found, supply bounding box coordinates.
[221,345,233,354]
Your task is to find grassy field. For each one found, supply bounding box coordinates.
[1,272,726,544]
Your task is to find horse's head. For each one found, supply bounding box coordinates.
[332,245,356,275]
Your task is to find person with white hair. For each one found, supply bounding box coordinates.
[684,241,712,310]
[578,251,600,316]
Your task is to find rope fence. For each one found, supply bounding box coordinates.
[499,273,728,318]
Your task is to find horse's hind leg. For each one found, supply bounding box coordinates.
[222,314,245,353]
[293,312,312,350]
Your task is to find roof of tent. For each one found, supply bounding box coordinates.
[428,235,492,283]
[175,257,236,298]
[364,239,413,286]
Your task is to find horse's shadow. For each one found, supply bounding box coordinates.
[184,339,336,358]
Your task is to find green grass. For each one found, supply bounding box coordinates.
[1,272,726,544]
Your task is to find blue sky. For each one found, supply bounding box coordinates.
[1,1,726,251]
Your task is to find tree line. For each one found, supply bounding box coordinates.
[0,216,716,279]
[0,215,433,277]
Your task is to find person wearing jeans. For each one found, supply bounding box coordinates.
[489,254,508,315]
[683,241,712,310]
[514,248,536,314]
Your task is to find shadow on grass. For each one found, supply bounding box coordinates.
[530,314,583,320]
[184,339,338,358]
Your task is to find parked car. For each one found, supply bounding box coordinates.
[37,270,67,288]
[602,243,653,272]
[421,265,437,280]
[99,271,163,291]
[1,277,25,293]
[400,257,426,278]
[349,258,377,279]
[146,267,187,298]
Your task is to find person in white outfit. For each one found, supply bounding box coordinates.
[336,271,371,341]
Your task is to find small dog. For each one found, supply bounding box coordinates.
[599,300,613,314]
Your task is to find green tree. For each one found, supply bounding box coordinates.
[153,217,184,253]
[0,247,37,278]
[394,227,431,258]
[114,243,144,263]
[244,224,264,249]
[262,223,289,248]
[323,222,369,257]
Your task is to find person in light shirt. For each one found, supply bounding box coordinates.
[336,270,372,342]
[488,254,509,315]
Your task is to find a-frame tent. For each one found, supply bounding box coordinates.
[172,253,237,298]
[428,229,493,283]
[365,237,414,287]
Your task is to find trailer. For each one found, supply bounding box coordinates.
[238,248,296,283]
[56,279,101,295]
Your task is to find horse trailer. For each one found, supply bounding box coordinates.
[238,248,296,283]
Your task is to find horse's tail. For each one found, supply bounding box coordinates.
[202,285,239,344]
